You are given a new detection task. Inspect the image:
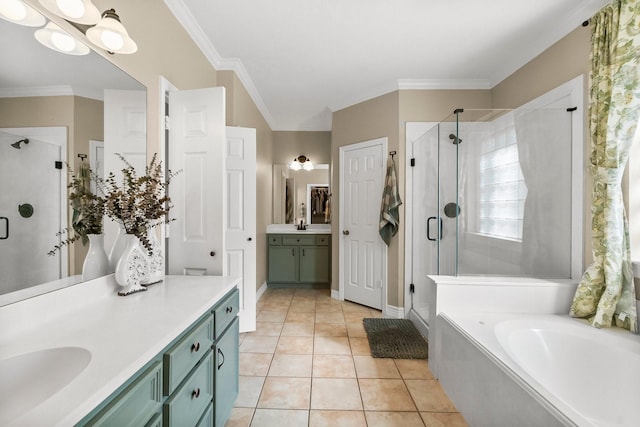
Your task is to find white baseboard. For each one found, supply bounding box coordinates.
[408,309,429,340]
[256,282,267,301]
[331,289,340,300]
[384,304,405,319]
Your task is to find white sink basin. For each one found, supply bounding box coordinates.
[0,347,91,424]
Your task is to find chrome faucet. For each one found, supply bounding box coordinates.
[297,220,307,231]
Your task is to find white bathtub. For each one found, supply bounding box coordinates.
[437,312,640,427]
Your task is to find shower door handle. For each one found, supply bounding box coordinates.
[0,217,7,240]
[426,216,442,241]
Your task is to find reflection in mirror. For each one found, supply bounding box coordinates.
[273,164,329,224]
[0,14,146,305]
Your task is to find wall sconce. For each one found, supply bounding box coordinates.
[38,0,99,25]
[35,21,89,55]
[86,8,137,54]
[0,0,45,26]
[2,1,137,55]
[289,155,314,171]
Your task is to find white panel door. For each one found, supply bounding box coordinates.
[103,90,146,252]
[168,87,225,276]
[224,126,256,332]
[341,138,386,310]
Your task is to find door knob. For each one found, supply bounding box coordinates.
[210,251,216,257]
[247,237,252,241]
[343,230,350,235]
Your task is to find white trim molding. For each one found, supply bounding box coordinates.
[257,282,268,301]
[331,289,340,301]
[163,0,276,129]
[384,305,405,319]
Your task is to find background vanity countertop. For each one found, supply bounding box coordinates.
[0,274,240,427]
[266,224,331,234]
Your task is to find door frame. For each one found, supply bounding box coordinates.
[338,137,388,313]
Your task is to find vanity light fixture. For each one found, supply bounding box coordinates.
[0,0,45,26]
[35,21,89,55]
[86,8,137,54]
[38,0,99,25]
[289,155,314,171]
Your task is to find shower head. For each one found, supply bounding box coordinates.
[449,134,462,145]
[10,138,29,149]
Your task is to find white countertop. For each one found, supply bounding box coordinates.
[0,274,240,427]
[266,224,331,234]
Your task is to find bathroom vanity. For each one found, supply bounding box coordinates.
[266,224,331,287]
[0,275,240,427]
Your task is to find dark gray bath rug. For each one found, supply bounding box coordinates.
[362,318,428,359]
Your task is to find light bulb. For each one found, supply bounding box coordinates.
[56,0,83,18]
[51,31,75,52]
[0,0,27,20]
[101,30,123,51]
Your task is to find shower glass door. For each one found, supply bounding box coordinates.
[0,129,66,295]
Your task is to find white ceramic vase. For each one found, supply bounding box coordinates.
[108,225,127,273]
[145,225,164,286]
[114,234,149,295]
[81,234,110,281]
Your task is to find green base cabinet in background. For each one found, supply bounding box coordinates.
[79,288,240,427]
[267,234,331,286]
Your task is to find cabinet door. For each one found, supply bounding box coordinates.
[299,246,330,283]
[268,246,298,282]
[86,361,163,427]
[215,317,239,427]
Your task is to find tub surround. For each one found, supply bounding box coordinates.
[437,312,640,427]
[0,274,240,427]
[266,223,331,234]
[424,275,578,375]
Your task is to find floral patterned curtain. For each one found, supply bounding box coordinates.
[570,0,640,331]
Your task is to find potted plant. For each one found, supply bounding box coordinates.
[49,161,109,280]
[103,153,177,294]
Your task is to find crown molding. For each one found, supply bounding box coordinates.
[0,85,102,100]
[330,78,492,113]
[163,0,276,129]
[398,79,492,90]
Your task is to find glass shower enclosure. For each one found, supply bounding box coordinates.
[406,106,581,326]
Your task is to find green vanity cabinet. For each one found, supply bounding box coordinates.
[83,360,163,427]
[79,288,240,427]
[268,234,330,286]
[214,317,239,427]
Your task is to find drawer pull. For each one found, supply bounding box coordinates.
[292,248,295,256]
[191,342,200,352]
[191,388,201,399]
[217,348,225,370]
[226,306,233,314]
[302,248,305,256]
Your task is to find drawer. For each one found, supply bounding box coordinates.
[145,412,162,427]
[163,350,214,427]
[87,360,163,426]
[214,288,240,338]
[196,403,214,427]
[164,314,214,395]
[268,235,282,245]
[315,235,330,246]
[282,235,315,245]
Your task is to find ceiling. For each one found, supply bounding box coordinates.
[166,0,609,131]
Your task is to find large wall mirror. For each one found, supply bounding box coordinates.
[273,164,330,224]
[0,11,146,305]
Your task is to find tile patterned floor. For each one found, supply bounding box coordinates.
[225,288,468,427]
